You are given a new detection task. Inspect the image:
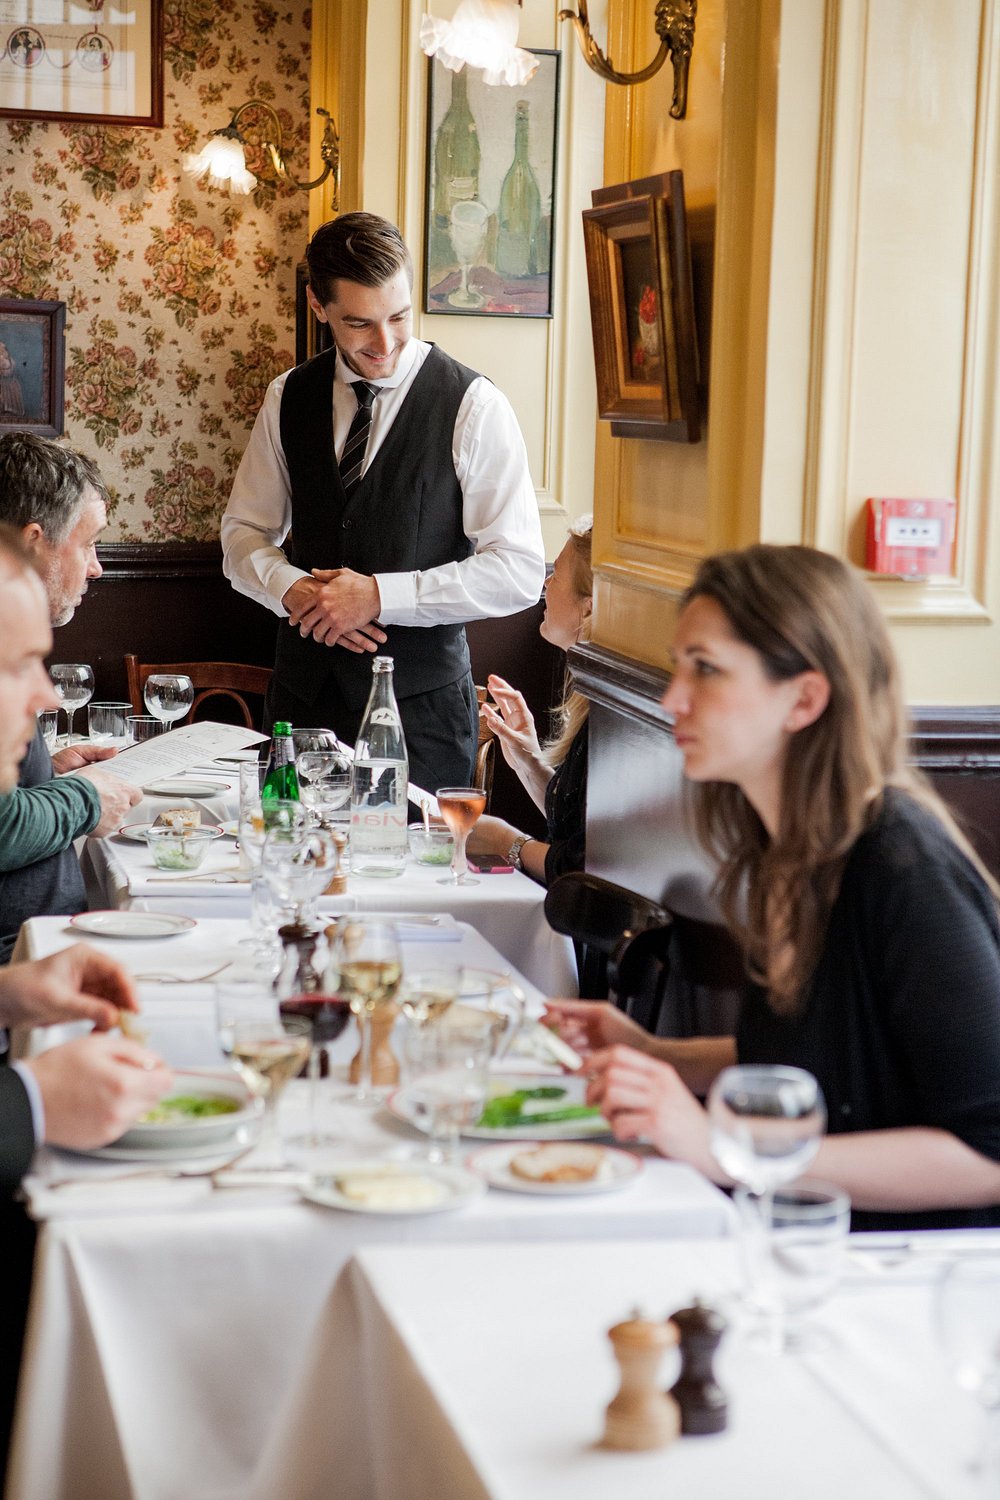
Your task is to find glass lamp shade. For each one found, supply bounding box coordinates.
[420,0,539,86]
[183,134,257,194]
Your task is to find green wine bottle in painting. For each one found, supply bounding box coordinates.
[433,69,481,270]
[496,101,541,279]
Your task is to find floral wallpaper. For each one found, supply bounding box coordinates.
[0,0,312,541]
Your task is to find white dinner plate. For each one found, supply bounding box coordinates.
[387,1073,612,1142]
[144,779,233,796]
[467,1143,643,1195]
[302,1161,484,1216]
[117,822,225,843]
[69,910,197,938]
[78,1127,256,1165]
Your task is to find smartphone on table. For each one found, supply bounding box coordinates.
[467,854,514,874]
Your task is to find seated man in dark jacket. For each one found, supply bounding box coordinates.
[0,435,141,960]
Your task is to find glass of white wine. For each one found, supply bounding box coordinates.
[333,917,403,1105]
[398,968,463,1028]
[50,663,94,742]
[144,672,194,727]
[229,1013,311,1167]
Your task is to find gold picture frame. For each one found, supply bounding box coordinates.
[582,170,700,442]
[0,0,163,127]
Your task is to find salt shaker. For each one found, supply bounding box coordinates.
[602,1312,680,1451]
[668,1300,728,1435]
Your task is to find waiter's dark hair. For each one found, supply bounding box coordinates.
[306,212,413,304]
[0,433,107,544]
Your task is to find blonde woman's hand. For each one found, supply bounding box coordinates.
[584,1046,719,1178]
[542,999,654,1058]
[482,675,545,766]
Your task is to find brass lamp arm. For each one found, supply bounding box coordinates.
[227,101,340,201]
[559,0,696,120]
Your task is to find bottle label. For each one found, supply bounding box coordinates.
[369,708,401,728]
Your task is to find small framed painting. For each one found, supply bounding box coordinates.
[0,298,66,438]
[423,51,560,319]
[582,170,700,442]
[0,0,164,127]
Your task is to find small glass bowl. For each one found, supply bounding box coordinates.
[407,822,455,866]
[144,826,217,872]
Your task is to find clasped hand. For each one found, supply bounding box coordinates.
[283,570,387,653]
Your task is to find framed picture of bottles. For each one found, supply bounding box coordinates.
[423,51,560,318]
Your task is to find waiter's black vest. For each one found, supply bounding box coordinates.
[276,344,477,713]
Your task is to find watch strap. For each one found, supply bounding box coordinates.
[505,833,532,871]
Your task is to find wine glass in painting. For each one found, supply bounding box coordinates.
[435,786,487,886]
[448,200,489,310]
[143,672,194,727]
[50,663,94,742]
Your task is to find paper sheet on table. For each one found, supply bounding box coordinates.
[82,722,268,788]
[324,737,440,818]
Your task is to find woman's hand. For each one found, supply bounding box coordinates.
[481,675,551,793]
[584,1045,721,1179]
[543,999,654,1058]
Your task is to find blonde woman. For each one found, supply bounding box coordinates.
[547,544,1000,1230]
[468,517,592,885]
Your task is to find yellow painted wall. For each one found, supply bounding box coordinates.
[591,0,1000,704]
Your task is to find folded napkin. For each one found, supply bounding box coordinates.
[24,1173,214,1220]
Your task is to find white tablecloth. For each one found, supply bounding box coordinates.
[80,783,576,995]
[244,1235,996,1500]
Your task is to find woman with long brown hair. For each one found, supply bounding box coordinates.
[547,544,1000,1228]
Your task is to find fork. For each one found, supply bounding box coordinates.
[133,962,234,984]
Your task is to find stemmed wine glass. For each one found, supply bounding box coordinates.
[936,1258,1000,1481]
[144,672,195,727]
[332,917,402,1105]
[297,749,352,834]
[435,786,487,886]
[229,1014,311,1168]
[50,663,94,742]
[261,824,336,930]
[401,1020,492,1162]
[707,1064,827,1346]
[448,200,489,310]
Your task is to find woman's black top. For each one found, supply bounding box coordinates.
[737,789,1000,1231]
[543,721,588,886]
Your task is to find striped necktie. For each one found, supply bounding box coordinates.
[338,381,380,497]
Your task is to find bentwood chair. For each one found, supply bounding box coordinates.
[125,655,272,730]
[544,871,668,1001]
[474,684,497,809]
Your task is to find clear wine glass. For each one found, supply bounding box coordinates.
[401,1020,492,1162]
[50,663,94,742]
[436,786,487,886]
[261,825,336,930]
[38,709,59,752]
[332,916,402,1105]
[143,672,195,727]
[935,1258,1000,1480]
[229,1014,311,1168]
[398,968,463,1027]
[735,1180,850,1353]
[707,1064,827,1344]
[297,750,352,833]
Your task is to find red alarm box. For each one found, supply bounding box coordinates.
[866,497,956,577]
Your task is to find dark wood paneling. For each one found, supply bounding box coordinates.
[51,541,563,838]
[571,642,1000,889]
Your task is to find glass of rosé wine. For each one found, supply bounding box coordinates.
[435,787,487,886]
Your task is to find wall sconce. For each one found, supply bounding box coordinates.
[184,102,340,201]
[421,0,696,119]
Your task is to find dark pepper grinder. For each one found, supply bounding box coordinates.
[668,1300,728,1435]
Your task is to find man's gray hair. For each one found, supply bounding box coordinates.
[0,433,108,544]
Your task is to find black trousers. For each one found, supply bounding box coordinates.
[0,1201,35,1487]
[264,671,478,797]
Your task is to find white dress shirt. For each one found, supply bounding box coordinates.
[222,339,545,626]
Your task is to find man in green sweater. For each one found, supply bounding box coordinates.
[0,435,141,961]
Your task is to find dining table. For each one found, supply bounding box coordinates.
[7,914,734,1500]
[77,764,578,995]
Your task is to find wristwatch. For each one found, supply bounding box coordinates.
[505,833,532,871]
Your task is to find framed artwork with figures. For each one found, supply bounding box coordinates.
[582,171,700,443]
[423,51,560,319]
[0,298,65,438]
[0,0,163,126]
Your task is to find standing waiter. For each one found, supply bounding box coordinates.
[222,212,545,792]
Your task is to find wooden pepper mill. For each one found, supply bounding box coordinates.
[322,831,348,896]
[668,1300,728,1435]
[347,1004,400,1087]
[602,1312,680,1452]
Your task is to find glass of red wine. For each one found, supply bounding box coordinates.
[278,990,352,1149]
[435,786,488,886]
